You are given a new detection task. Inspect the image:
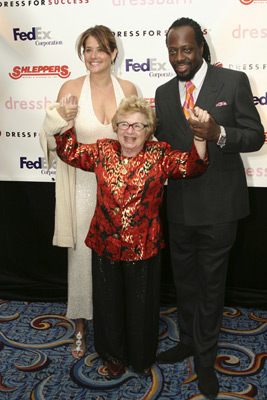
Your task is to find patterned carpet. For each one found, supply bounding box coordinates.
[0,300,266,399]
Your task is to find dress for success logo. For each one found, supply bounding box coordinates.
[9,65,71,79]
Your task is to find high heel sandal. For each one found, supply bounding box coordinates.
[71,330,87,359]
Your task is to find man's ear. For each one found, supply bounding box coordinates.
[200,42,204,56]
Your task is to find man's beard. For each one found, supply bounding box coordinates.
[173,62,200,82]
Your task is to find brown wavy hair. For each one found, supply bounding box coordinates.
[76,25,118,62]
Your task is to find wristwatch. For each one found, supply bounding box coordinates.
[217,126,226,148]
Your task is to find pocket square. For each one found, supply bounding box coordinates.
[216,101,227,107]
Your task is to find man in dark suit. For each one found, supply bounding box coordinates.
[155,17,265,398]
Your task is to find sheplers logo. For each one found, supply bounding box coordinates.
[9,65,71,79]
[126,58,167,72]
[13,27,51,41]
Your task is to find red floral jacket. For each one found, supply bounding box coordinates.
[55,128,208,261]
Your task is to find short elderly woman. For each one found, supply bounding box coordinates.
[54,95,208,378]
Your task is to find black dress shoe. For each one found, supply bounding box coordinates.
[197,366,219,399]
[157,343,194,364]
[107,363,125,379]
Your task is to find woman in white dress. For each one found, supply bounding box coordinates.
[40,25,137,358]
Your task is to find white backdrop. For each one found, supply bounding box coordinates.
[0,0,266,186]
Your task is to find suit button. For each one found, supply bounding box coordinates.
[113,233,120,239]
[114,207,120,214]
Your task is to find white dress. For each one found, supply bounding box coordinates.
[66,74,124,320]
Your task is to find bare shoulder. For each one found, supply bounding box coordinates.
[116,77,138,97]
[56,75,87,101]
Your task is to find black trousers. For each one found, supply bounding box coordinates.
[92,251,161,372]
[169,221,238,368]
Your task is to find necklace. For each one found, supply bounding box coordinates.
[121,153,132,175]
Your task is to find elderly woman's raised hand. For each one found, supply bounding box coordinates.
[188,107,221,141]
[57,94,78,122]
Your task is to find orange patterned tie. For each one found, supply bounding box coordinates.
[183,81,195,119]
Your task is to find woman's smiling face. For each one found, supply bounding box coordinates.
[117,112,148,157]
[83,35,116,74]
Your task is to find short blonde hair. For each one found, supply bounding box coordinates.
[76,25,118,62]
[112,96,156,140]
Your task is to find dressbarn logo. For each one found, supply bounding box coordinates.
[232,25,267,39]
[240,0,267,4]
[112,0,192,5]
[5,97,52,110]
[245,166,267,178]
[9,65,71,79]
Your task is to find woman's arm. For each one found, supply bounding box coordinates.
[166,143,208,180]
[39,102,69,169]
[39,83,79,169]
[55,127,98,172]
[189,107,207,160]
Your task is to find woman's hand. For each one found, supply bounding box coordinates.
[188,107,220,141]
[57,94,78,122]
[189,106,209,124]
[188,107,208,159]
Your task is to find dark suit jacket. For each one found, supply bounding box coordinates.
[155,64,265,226]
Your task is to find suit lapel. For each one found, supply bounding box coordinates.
[160,66,225,147]
[196,64,224,111]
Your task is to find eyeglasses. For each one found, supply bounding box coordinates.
[117,121,148,132]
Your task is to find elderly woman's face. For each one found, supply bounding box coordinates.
[117,112,148,156]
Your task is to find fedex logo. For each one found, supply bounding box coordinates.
[13,27,51,41]
[20,157,56,170]
[20,156,56,178]
[126,58,167,72]
[254,92,267,106]
[20,157,46,169]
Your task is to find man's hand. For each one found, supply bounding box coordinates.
[57,94,78,122]
[188,107,220,141]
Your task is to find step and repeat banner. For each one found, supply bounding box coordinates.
[0,0,266,185]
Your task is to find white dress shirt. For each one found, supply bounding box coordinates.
[179,59,208,106]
